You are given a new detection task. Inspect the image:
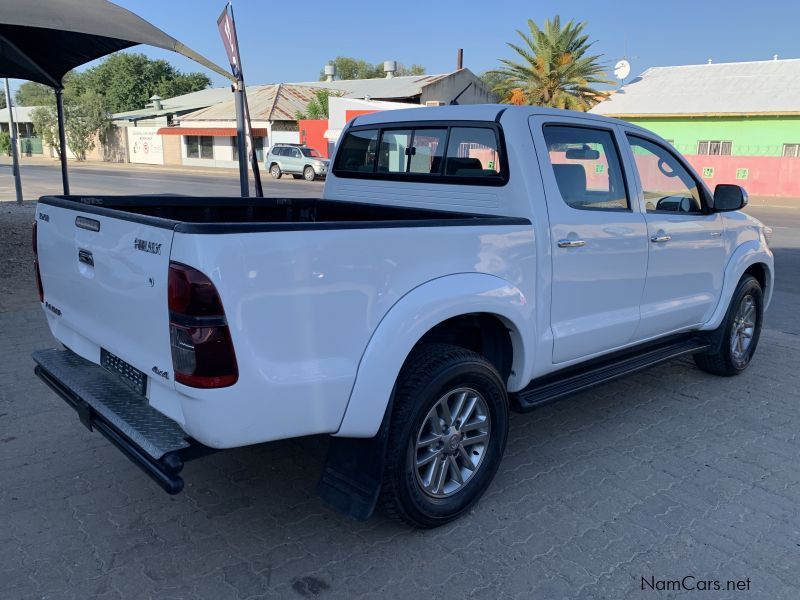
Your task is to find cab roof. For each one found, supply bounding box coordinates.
[350,104,645,133]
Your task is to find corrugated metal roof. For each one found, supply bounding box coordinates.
[158,127,268,136]
[590,58,800,116]
[180,84,324,122]
[289,73,450,100]
[0,105,40,122]
[112,86,233,121]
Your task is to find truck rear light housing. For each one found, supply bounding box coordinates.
[168,262,238,388]
[32,221,43,303]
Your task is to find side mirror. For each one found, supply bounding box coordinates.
[714,184,748,212]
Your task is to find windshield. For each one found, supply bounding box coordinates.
[301,148,322,158]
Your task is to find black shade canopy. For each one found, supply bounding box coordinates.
[0,0,233,87]
[0,0,234,197]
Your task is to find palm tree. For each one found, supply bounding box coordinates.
[490,16,612,111]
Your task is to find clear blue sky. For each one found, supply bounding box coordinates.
[13,0,800,90]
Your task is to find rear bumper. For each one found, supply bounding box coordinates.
[32,348,216,494]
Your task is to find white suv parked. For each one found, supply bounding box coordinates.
[267,143,328,181]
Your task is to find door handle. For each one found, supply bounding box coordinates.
[650,235,671,243]
[557,239,586,248]
[78,248,94,266]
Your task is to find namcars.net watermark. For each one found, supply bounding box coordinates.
[642,576,752,593]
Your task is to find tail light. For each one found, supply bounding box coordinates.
[32,221,43,303]
[168,262,238,388]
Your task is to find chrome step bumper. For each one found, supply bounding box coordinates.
[32,348,214,494]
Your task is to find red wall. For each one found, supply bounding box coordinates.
[683,155,800,197]
[298,119,329,158]
[345,109,378,124]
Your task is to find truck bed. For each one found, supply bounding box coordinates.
[38,195,528,234]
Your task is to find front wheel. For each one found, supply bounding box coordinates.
[303,166,316,181]
[380,344,509,528]
[694,275,763,376]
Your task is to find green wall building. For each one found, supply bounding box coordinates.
[591,58,800,158]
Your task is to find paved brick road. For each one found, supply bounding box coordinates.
[2,201,799,599]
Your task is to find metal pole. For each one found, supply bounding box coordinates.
[4,78,23,204]
[55,88,69,195]
[234,81,248,197]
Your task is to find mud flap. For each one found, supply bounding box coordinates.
[317,399,393,521]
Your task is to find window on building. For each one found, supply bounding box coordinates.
[697,140,732,155]
[542,125,628,211]
[783,143,800,158]
[231,136,265,161]
[628,135,704,214]
[186,136,214,159]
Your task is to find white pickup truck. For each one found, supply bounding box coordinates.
[32,106,773,528]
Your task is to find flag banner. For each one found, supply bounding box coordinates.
[217,3,263,196]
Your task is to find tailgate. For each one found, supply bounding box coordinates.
[36,201,175,392]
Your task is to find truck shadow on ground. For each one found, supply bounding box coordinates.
[167,353,712,537]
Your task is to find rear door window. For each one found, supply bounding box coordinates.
[542,125,629,211]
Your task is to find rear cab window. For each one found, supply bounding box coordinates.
[333,121,507,185]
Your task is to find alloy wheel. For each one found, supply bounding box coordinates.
[413,387,491,498]
[730,294,756,366]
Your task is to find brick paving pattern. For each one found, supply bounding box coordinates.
[1,201,798,599]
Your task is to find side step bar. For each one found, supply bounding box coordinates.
[511,335,710,412]
[33,348,216,494]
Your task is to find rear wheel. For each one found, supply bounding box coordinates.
[269,164,282,179]
[303,166,316,181]
[694,275,763,376]
[380,344,509,528]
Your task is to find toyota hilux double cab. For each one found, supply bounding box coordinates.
[32,105,773,528]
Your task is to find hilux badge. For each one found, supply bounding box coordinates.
[134,238,162,255]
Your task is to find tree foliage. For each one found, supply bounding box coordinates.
[320,57,425,80]
[30,75,109,161]
[15,82,54,107]
[0,89,5,110]
[488,16,611,111]
[295,89,343,120]
[63,89,110,160]
[31,105,59,154]
[20,52,209,160]
[0,130,10,155]
[82,53,211,113]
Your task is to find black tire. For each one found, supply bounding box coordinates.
[694,275,763,376]
[380,343,509,528]
[269,164,281,179]
[303,166,316,181]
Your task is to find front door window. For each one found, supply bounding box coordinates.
[627,135,704,213]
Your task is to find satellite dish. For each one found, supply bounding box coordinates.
[614,59,631,81]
